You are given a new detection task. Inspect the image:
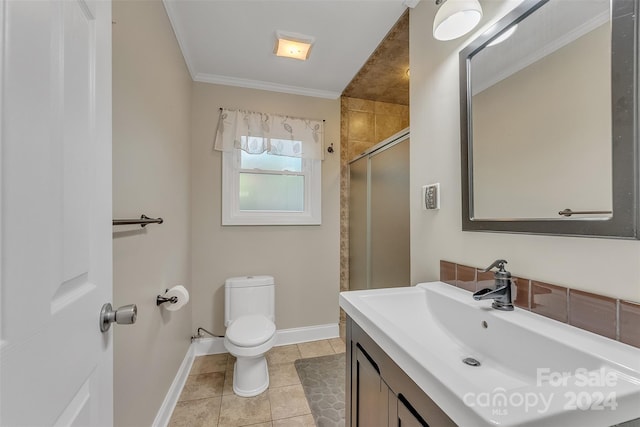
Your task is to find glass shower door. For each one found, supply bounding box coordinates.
[349,156,369,291]
[348,133,410,290]
[370,138,410,289]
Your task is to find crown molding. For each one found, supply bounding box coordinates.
[194,73,341,100]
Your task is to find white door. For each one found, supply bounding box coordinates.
[0,0,113,425]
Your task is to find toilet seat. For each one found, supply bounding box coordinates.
[226,314,276,347]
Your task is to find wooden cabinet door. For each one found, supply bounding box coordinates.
[396,395,429,427]
[354,346,389,426]
[347,318,457,427]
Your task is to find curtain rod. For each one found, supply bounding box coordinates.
[219,107,325,122]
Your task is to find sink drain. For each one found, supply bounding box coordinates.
[463,357,481,367]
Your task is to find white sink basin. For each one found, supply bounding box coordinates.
[339,282,640,426]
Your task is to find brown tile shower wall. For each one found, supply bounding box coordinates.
[338,97,409,338]
[440,260,640,349]
[342,97,409,160]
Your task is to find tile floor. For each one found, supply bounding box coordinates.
[169,338,346,427]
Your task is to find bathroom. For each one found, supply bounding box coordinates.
[1,0,639,426]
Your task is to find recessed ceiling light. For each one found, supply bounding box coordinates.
[274,31,315,61]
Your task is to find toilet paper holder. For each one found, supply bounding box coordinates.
[156,289,178,306]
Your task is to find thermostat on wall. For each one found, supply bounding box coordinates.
[422,183,440,210]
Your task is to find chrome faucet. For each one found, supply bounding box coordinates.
[472,259,514,311]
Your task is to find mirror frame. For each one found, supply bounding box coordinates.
[460,0,640,239]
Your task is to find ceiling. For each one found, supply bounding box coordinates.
[163,0,409,99]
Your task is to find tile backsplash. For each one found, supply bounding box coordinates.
[440,260,640,349]
[620,300,640,348]
[531,281,568,323]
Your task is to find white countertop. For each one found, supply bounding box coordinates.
[339,282,640,427]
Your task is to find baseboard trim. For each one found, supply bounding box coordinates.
[152,344,196,427]
[154,322,339,425]
[275,323,339,346]
[193,323,339,356]
[193,335,227,356]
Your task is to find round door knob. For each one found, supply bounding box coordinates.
[115,304,137,325]
[100,303,138,332]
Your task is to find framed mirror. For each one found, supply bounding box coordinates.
[460,0,639,238]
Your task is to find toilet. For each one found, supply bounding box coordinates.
[224,275,276,397]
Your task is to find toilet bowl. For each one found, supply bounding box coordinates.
[223,276,276,397]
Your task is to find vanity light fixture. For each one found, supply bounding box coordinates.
[274,31,315,61]
[433,0,483,41]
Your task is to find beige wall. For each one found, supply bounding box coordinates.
[409,1,640,302]
[190,82,340,335]
[112,1,192,426]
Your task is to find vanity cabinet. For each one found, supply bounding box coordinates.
[346,316,456,427]
[353,345,390,425]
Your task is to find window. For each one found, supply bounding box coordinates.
[222,138,321,225]
[215,109,325,225]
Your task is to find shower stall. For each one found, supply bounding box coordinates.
[349,129,410,291]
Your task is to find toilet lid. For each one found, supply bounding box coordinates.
[226,314,276,347]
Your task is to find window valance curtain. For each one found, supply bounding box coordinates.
[214,108,325,160]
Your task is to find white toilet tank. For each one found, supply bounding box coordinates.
[224,275,275,327]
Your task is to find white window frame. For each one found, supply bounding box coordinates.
[221,149,322,225]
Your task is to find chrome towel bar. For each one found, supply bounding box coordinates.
[558,209,613,217]
[113,214,163,227]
